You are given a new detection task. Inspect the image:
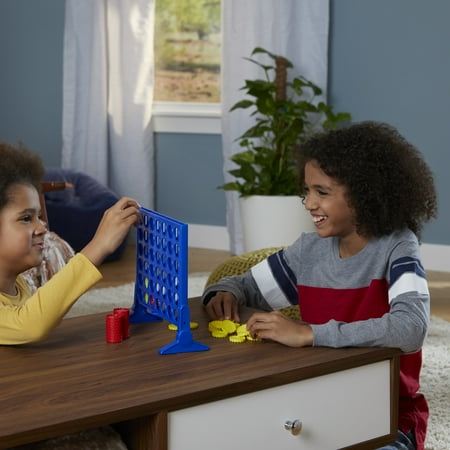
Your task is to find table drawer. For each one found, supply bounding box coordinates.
[168,360,391,450]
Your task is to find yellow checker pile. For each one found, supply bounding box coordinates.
[208,320,258,344]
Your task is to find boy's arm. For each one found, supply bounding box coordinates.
[311,239,430,353]
[202,271,273,311]
[310,290,429,353]
[202,247,299,312]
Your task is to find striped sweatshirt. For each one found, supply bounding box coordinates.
[202,229,429,449]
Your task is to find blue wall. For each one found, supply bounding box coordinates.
[0,0,449,245]
[0,0,64,166]
[155,132,225,226]
[328,0,450,245]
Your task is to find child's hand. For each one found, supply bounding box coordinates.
[246,311,313,347]
[205,291,240,323]
[81,197,141,266]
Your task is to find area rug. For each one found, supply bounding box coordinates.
[65,272,211,319]
[65,274,449,450]
[421,315,449,450]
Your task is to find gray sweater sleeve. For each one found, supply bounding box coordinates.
[202,272,273,311]
[311,290,429,353]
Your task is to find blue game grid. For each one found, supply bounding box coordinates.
[130,207,209,354]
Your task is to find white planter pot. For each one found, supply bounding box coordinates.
[239,195,315,253]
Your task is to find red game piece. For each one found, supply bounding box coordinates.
[105,313,122,343]
[114,308,130,339]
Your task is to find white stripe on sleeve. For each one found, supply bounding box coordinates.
[388,272,429,303]
[251,259,291,310]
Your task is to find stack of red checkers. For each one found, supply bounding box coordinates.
[105,308,130,343]
[114,307,130,339]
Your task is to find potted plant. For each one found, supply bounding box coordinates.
[220,47,351,251]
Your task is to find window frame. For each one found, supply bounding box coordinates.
[152,101,221,134]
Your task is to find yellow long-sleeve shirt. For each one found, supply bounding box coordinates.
[0,253,102,345]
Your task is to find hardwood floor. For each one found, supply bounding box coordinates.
[425,270,450,322]
[98,245,450,322]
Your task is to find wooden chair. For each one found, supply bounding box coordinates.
[39,181,73,226]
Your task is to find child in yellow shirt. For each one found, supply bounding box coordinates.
[0,141,141,345]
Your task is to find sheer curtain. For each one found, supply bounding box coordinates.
[221,0,330,254]
[62,0,155,208]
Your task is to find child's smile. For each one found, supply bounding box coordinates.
[304,160,368,257]
[312,214,327,226]
[0,184,47,281]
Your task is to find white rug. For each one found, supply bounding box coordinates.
[66,274,449,450]
[65,272,210,319]
[421,315,450,450]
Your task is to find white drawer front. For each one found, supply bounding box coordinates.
[168,360,391,450]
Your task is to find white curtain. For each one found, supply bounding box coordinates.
[221,0,330,254]
[62,0,155,208]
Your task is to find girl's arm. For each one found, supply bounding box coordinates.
[0,254,101,345]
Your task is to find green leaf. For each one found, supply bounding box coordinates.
[240,123,271,139]
[251,47,276,58]
[218,181,242,191]
[231,150,255,164]
[229,99,254,112]
[246,79,274,96]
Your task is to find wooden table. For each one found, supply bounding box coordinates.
[0,300,400,449]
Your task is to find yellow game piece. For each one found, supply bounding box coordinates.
[168,321,199,331]
[211,329,228,338]
[246,334,259,341]
[221,320,237,334]
[229,335,246,343]
[236,324,249,336]
[208,320,223,332]
[208,320,253,342]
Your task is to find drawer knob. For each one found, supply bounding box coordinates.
[284,419,302,435]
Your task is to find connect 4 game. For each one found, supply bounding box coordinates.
[130,207,209,355]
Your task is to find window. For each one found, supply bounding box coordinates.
[154,0,221,104]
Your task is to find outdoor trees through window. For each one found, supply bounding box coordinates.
[154,0,221,103]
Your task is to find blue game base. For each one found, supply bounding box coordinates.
[158,329,210,355]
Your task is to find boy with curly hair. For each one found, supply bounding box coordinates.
[202,121,438,449]
[0,141,141,345]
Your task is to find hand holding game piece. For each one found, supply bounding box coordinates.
[204,291,240,323]
[81,197,141,267]
[246,311,313,347]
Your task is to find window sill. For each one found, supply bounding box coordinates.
[152,102,221,135]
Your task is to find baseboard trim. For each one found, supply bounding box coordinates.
[188,224,450,273]
[420,243,450,272]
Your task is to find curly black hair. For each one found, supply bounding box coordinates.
[0,141,45,211]
[297,121,438,239]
